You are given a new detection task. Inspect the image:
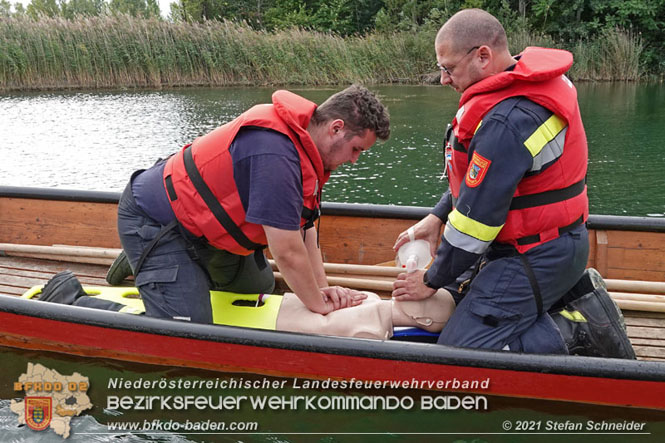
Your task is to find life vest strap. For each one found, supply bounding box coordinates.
[179,145,264,252]
[509,178,585,210]
[134,219,179,276]
[518,254,543,316]
[451,178,585,211]
[301,206,320,230]
[165,175,177,201]
[516,215,584,246]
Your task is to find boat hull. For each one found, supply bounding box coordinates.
[1,295,665,410]
[2,186,665,412]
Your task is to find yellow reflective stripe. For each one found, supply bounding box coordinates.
[444,223,492,254]
[559,309,587,322]
[448,209,503,242]
[474,120,482,134]
[523,114,566,157]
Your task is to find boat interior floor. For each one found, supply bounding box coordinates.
[2,255,665,362]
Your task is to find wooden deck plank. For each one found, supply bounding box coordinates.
[0,256,111,297]
[631,338,665,347]
[0,284,26,296]
[627,326,665,339]
[0,255,108,272]
[633,346,665,359]
[624,314,665,328]
[0,267,59,279]
[634,348,664,361]
[0,272,52,286]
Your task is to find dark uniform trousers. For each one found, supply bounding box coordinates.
[117,179,274,323]
[438,225,589,354]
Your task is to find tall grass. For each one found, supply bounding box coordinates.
[507,27,557,55]
[0,15,645,91]
[507,27,643,81]
[569,28,643,81]
[0,14,433,90]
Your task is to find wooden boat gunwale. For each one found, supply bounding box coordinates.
[3,185,665,232]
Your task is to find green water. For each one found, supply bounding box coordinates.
[1,83,664,216]
[2,346,664,442]
[578,83,665,216]
[322,83,665,217]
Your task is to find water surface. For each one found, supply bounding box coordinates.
[1,84,664,216]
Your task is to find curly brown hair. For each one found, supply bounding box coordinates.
[311,84,390,141]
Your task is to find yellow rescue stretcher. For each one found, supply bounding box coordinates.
[22,285,283,330]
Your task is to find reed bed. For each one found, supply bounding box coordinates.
[0,14,433,90]
[0,15,645,91]
[507,26,644,81]
[568,28,643,81]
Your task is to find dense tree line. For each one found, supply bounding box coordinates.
[0,0,159,19]
[2,0,663,73]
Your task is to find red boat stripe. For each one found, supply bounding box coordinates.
[1,311,663,410]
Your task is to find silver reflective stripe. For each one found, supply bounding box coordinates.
[456,105,465,122]
[443,222,492,255]
[530,126,567,173]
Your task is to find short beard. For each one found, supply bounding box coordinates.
[323,138,346,172]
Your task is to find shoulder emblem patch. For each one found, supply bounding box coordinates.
[465,152,491,188]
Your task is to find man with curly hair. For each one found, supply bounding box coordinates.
[114,85,390,323]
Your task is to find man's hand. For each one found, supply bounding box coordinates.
[392,269,436,301]
[321,286,368,310]
[393,214,443,257]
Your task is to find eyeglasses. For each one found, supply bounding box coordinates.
[436,46,480,76]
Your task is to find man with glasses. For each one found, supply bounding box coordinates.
[393,9,634,358]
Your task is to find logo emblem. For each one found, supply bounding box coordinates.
[465,152,491,188]
[444,143,452,177]
[25,397,52,431]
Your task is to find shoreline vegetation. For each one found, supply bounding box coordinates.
[0,14,652,92]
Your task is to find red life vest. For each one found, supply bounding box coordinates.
[449,47,588,253]
[163,90,329,255]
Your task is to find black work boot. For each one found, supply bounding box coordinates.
[39,270,87,305]
[106,250,133,285]
[551,268,636,359]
